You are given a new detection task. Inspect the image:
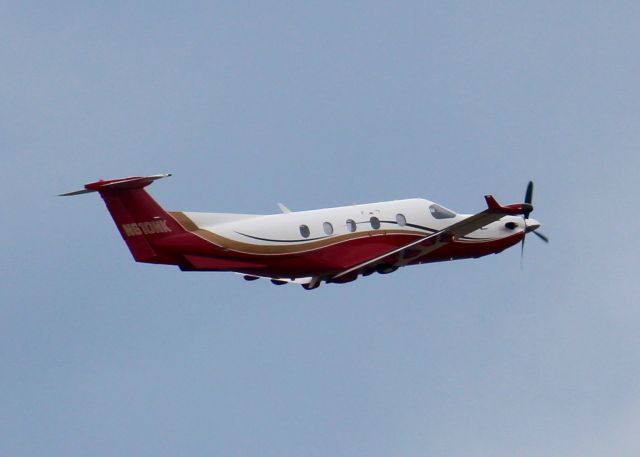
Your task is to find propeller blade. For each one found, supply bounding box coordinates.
[532,231,549,243]
[520,219,527,269]
[520,181,547,268]
[525,181,534,204]
[524,181,534,218]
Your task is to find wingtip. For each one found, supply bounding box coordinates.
[484,195,501,211]
[485,195,533,215]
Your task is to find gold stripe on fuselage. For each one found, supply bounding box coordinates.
[169,211,428,256]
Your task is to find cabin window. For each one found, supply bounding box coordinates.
[370,216,381,229]
[323,222,334,235]
[396,213,407,226]
[299,224,310,238]
[429,204,456,219]
[346,219,357,232]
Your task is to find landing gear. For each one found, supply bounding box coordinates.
[375,264,398,274]
[302,277,321,290]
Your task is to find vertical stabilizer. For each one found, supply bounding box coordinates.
[61,174,184,264]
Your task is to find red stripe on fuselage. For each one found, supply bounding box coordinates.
[147,227,524,277]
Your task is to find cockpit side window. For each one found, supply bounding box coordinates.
[429,204,456,219]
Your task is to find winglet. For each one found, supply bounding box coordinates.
[484,194,533,215]
[484,195,501,211]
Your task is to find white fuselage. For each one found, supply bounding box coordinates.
[181,198,529,248]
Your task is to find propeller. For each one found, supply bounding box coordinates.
[520,181,549,267]
[532,230,549,243]
[524,181,534,218]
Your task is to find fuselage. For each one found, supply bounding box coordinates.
[166,198,527,278]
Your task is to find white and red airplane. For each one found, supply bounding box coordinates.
[61,174,547,289]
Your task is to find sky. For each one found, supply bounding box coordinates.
[2,1,640,456]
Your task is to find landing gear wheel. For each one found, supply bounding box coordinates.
[376,264,398,275]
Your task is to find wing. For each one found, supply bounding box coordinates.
[330,195,532,281]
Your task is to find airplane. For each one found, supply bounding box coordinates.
[60,174,548,289]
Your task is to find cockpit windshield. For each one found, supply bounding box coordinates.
[429,203,456,219]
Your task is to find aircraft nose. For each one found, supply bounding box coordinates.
[525,218,541,232]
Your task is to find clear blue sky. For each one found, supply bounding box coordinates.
[2,2,640,456]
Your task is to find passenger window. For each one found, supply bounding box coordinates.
[299,224,310,238]
[323,222,334,235]
[346,219,357,232]
[396,213,407,226]
[370,216,381,229]
[429,204,456,219]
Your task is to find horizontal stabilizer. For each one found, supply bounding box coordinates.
[59,188,97,196]
[59,173,171,196]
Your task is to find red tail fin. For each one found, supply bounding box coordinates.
[61,174,184,264]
